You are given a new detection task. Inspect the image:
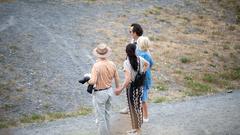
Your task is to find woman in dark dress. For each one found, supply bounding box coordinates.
[115,43,149,135]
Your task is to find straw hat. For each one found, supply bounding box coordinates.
[92,43,112,58]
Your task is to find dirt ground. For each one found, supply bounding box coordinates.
[0,0,240,134]
[0,90,239,135]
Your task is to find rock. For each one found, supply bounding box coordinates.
[227,90,233,93]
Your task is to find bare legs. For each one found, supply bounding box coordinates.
[142,101,149,122]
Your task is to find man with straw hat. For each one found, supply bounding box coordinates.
[87,43,120,135]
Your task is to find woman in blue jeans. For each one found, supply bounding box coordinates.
[137,36,154,122]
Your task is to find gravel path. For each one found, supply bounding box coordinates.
[1,1,239,135]
[1,90,239,135]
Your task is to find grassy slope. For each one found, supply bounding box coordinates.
[107,0,240,103]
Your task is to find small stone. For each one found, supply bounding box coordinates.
[227,90,233,93]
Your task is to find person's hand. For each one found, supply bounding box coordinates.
[114,87,122,96]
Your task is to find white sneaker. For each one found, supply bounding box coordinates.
[95,118,98,124]
[120,107,129,114]
[143,118,149,123]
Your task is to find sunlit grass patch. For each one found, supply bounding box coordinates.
[184,75,214,96]
[149,35,162,41]
[154,82,168,91]
[144,6,162,16]
[0,122,8,129]
[82,0,96,3]
[174,69,182,74]
[200,68,240,90]
[0,0,15,3]
[201,73,231,89]
[0,119,17,129]
[20,107,92,124]
[20,114,45,123]
[152,96,169,103]
[202,73,217,83]
[219,68,240,80]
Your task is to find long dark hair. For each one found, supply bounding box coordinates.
[126,43,138,71]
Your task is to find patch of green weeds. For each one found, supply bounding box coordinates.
[43,90,52,95]
[223,45,230,50]
[218,0,240,24]
[0,118,17,129]
[1,104,17,111]
[228,25,236,31]
[219,68,240,80]
[20,107,92,124]
[174,70,182,74]
[144,6,162,16]
[184,75,214,96]
[9,45,19,54]
[236,5,240,24]
[0,122,8,129]
[213,52,219,57]
[0,54,4,62]
[212,31,222,36]
[154,82,168,91]
[184,76,193,81]
[20,114,45,123]
[149,35,161,41]
[180,56,191,63]
[234,44,240,50]
[152,96,168,103]
[43,103,50,109]
[230,52,237,59]
[202,73,217,83]
[0,0,15,3]
[83,0,96,2]
[209,64,216,68]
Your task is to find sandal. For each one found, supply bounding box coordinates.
[127,129,138,135]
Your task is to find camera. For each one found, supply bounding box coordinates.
[78,73,91,84]
[79,76,90,84]
[78,73,94,94]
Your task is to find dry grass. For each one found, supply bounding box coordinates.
[20,107,92,123]
[0,0,15,3]
[108,2,240,102]
[0,107,92,128]
[152,96,169,103]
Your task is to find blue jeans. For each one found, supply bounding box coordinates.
[141,85,149,102]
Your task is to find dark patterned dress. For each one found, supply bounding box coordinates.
[126,82,143,129]
[123,56,147,130]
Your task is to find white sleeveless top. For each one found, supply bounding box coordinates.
[123,56,147,81]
